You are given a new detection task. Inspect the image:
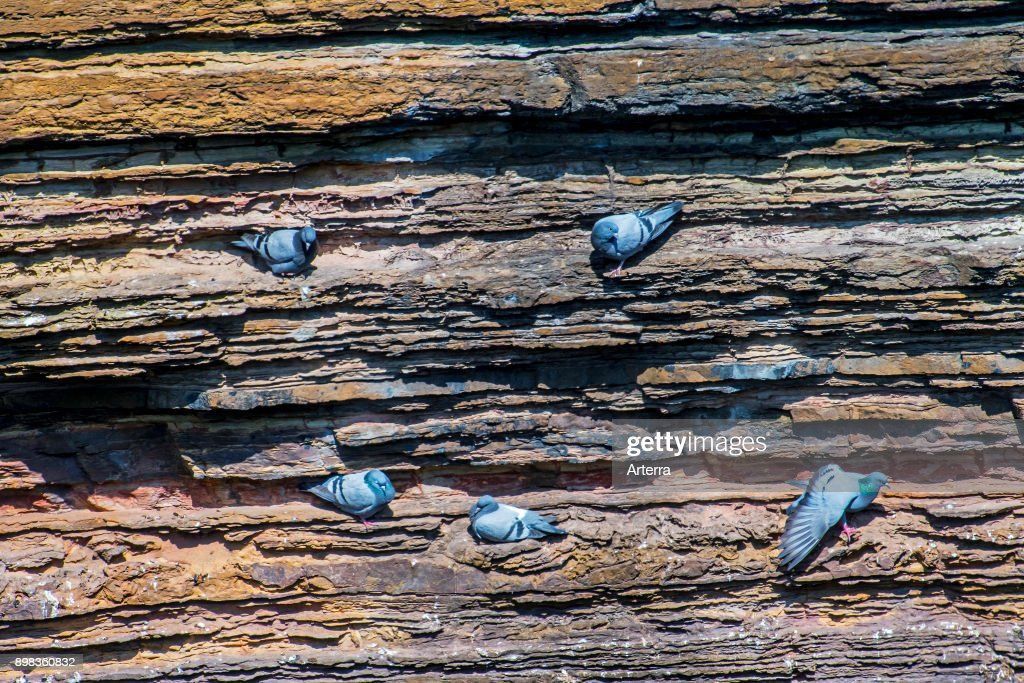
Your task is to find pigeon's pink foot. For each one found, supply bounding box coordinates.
[361,518,375,529]
[840,522,859,543]
[606,263,624,278]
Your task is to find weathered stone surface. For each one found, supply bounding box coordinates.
[3,0,1020,49]
[3,4,1024,682]
[3,26,1024,146]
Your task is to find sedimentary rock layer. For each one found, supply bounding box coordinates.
[3,0,1021,49]
[3,3,1024,681]
[3,25,1024,145]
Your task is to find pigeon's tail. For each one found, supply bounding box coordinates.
[530,516,568,536]
[300,481,335,504]
[231,234,258,253]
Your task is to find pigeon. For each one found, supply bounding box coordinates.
[301,469,395,527]
[778,464,889,572]
[232,226,318,275]
[469,495,567,543]
[591,201,683,277]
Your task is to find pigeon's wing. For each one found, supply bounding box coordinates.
[523,510,567,538]
[303,475,345,506]
[784,478,810,515]
[263,230,302,263]
[636,201,683,244]
[636,201,683,222]
[778,465,859,571]
[474,504,531,542]
[784,492,805,516]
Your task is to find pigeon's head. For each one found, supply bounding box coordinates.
[365,469,395,502]
[470,495,498,520]
[591,218,619,252]
[300,226,317,247]
[859,472,889,496]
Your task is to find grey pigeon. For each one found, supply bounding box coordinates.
[302,469,395,527]
[591,201,683,276]
[469,495,567,543]
[232,226,318,275]
[778,464,889,572]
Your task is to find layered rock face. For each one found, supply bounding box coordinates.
[4,2,1024,681]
